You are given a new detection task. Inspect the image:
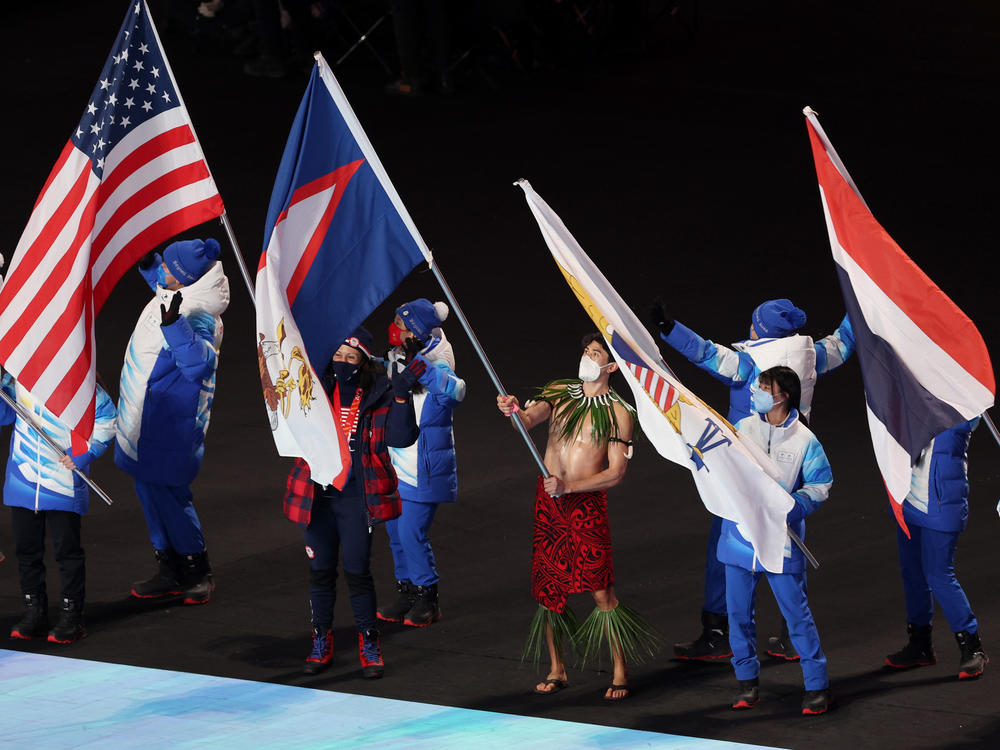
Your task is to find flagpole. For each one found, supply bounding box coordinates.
[425,259,549,478]
[802,106,870,211]
[982,411,1000,449]
[0,390,113,506]
[219,212,256,307]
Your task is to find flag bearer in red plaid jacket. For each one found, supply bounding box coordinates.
[283,326,419,679]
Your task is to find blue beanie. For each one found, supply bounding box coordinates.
[396,298,448,342]
[163,238,221,285]
[752,299,807,338]
[344,325,374,359]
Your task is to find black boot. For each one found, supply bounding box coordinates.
[674,611,732,660]
[403,584,441,627]
[131,548,182,599]
[885,624,936,668]
[801,688,832,715]
[766,619,800,661]
[731,678,759,709]
[358,628,384,679]
[10,593,49,640]
[377,581,415,623]
[47,597,86,644]
[955,630,988,679]
[178,551,215,605]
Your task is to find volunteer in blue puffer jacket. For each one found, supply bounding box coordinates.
[3,374,116,644]
[720,366,834,716]
[377,299,466,627]
[883,418,988,680]
[114,237,229,606]
[650,297,853,662]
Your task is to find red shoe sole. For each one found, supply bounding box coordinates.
[47,632,87,644]
[403,613,442,628]
[130,589,182,599]
[731,699,759,709]
[10,631,40,640]
[884,657,935,668]
[802,705,830,715]
[766,651,801,661]
[376,613,402,623]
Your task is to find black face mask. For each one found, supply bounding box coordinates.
[329,360,360,385]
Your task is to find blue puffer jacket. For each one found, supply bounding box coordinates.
[387,333,465,504]
[1,376,117,515]
[902,418,978,534]
[662,315,854,423]
[114,262,229,486]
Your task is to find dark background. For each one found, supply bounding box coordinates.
[1,1,998,748]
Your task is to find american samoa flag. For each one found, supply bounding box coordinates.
[517,179,797,572]
[0,0,223,452]
[804,107,994,532]
[255,52,428,488]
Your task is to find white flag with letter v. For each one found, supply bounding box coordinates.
[516,179,796,573]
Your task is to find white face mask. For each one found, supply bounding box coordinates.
[578,355,611,382]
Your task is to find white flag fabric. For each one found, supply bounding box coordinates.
[517,179,795,573]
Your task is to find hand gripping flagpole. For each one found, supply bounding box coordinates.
[0,389,113,506]
[425,259,550,478]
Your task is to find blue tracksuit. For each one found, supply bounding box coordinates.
[720,411,832,689]
[895,419,979,634]
[662,316,853,615]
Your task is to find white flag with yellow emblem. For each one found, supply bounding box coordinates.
[517,179,795,573]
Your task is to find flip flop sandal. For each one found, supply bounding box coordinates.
[533,678,569,695]
[603,684,630,701]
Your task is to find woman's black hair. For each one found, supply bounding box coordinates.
[758,365,801,413]
[320,352,383,398]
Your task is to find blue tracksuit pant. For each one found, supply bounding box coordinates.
[896,525,977,634]
[304,481,376,632]
[134,480,204,555]
[385,499,439,587]
[725,564,828,690]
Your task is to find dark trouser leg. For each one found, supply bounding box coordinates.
[703,515,727,616]
[304,494,340,629]
[919,526,977,634]
[897,525,934,627]
[47,510,85,604]
[335,491,376,633]
[11,506,47,597]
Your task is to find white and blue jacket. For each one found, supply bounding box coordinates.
[114,261,229,486]
[1,375,116,515]
[387,332,465,504]
[663,316,854,423]
[902,418,978,534]
[718,410,832,574]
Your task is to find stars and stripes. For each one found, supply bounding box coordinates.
[0,0,223,450]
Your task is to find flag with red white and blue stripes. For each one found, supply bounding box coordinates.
[255,53,429,487]
[804,108,994,532]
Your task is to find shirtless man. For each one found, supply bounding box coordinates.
[497,333,656,701]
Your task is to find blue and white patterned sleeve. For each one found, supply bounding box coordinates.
[815,314,855,376]
[417,358,466,404]
[788,434,833,523]
[662,320,756,386]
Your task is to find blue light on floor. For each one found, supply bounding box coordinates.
[0,649,784,750]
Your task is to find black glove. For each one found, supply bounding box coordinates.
[392,357,427,399]
[402,335,425,361]
[648,297,675,336]
[138,252,158,270]
[160,291,183,326]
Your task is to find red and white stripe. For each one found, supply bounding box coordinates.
[0,108,223,445]
[625,361,678,414]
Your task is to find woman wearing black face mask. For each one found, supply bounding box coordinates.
[282,326,420,679]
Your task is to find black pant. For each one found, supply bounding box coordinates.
[303,483,376,632]
[10,506,85,603]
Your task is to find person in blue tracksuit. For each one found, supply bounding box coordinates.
[650,297,853,661]
[115,237,229,605]
[721,366,833,715]
[3,375,116,643]
[377,299,466,627]
[884,418,988,679]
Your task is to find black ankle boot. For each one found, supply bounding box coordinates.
[674,610,732,660]
[10,593,49,640]
[377,581,415,623]
[766,618,800,661]
[48,597,86,644]
[131,548,181,599]
[403,584,441,627]
[885,623,936,668]
[179,550,215,605]
[955,630,988,679]
[731,678,759,709]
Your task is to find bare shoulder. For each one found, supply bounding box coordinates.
[611,400,634,436]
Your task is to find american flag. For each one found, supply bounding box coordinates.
[0,0,224,450]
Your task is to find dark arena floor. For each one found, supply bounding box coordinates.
[1,1,999,748]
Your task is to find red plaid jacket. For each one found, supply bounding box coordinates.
[283,377,417,527]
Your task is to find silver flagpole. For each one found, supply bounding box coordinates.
[219,211,256,307]
[0,389,113,506]
[425,259,549,478]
